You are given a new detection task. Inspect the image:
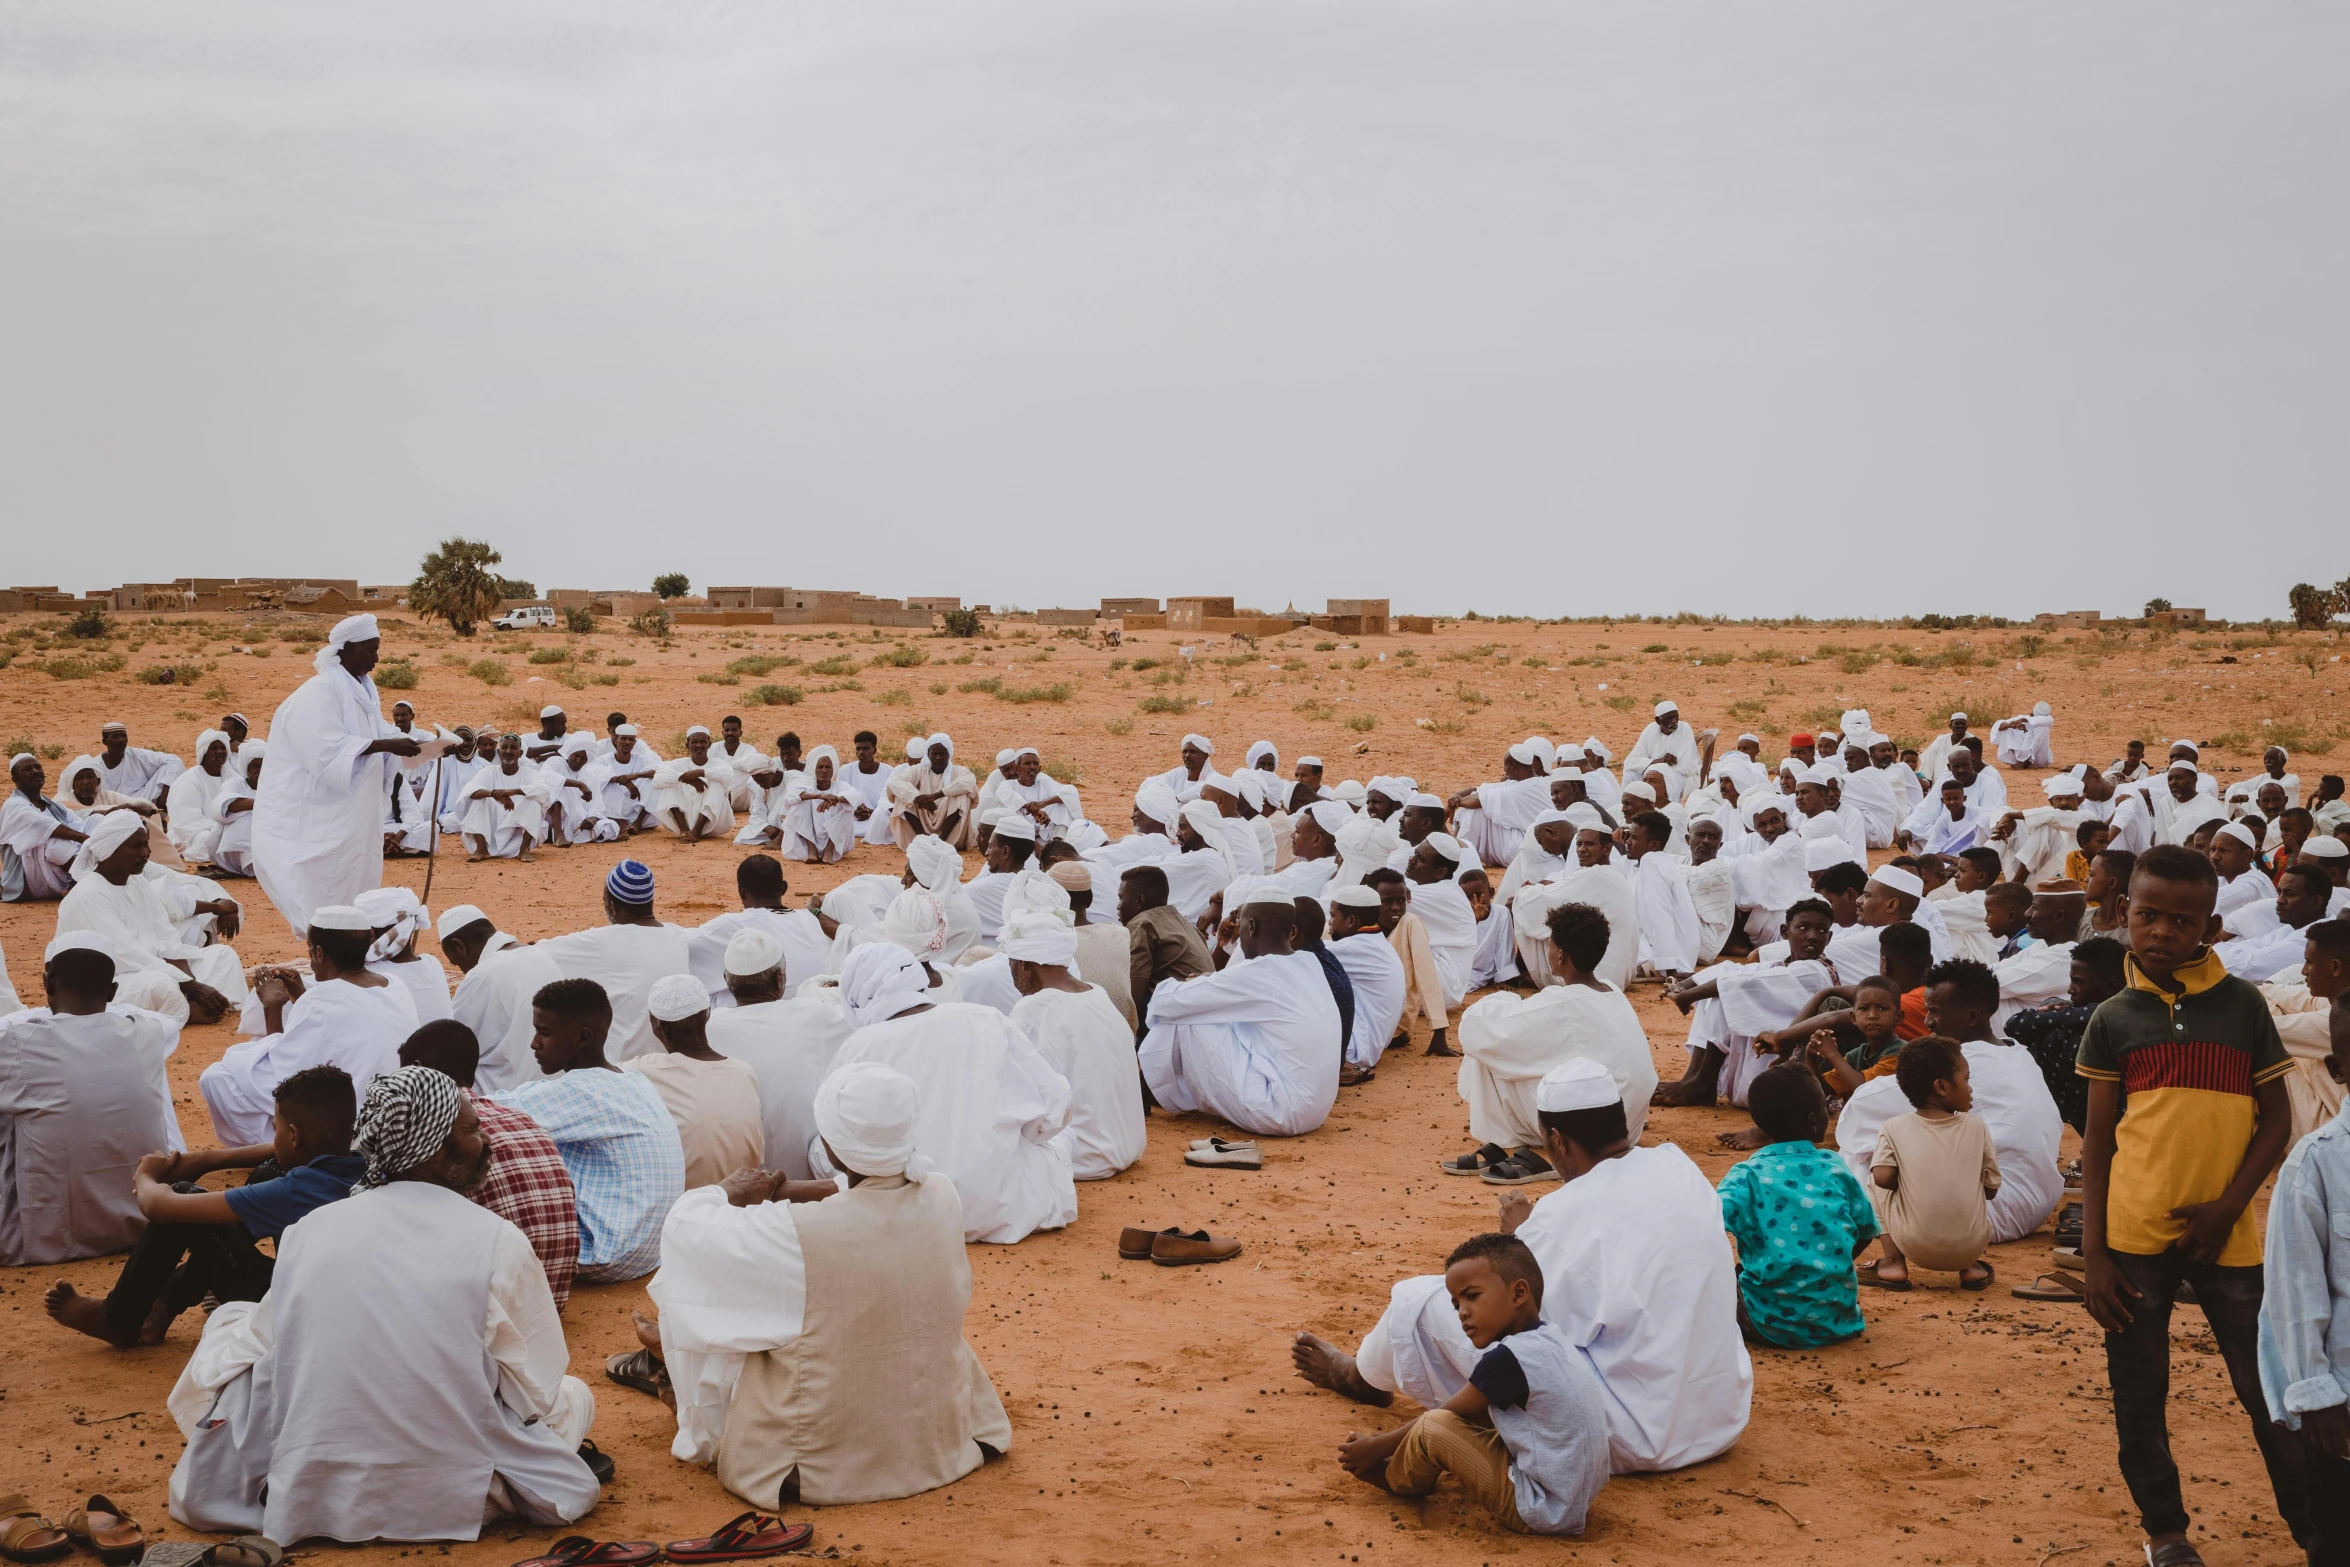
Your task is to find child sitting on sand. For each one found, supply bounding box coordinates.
[1863,1035,2000,1291]
[1717,1063,1879,1348]
[1335,1233,1609,1535]
[1803,975,1909,1097]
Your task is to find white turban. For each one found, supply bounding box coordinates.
[837,943,933,1030]
[1508,741,1541,768]
[995,748,1019,767]
[1247,740,1278,768]
[1536,1057,1619,1114]
[69,810,145,879]
[648,973,712,1022]
[870,886,949,958]
[1620,780,1656,806]
[435,903,490,942]
[1181,733,1215,754]
[724,927,785,977]
[317,613,381,675]
[1333,779,1367,809]
[904,737,926,761]
[905,835,963,893]
[814,1061,925,1179]
[1229,769,1271,811]
[562,735,592,761]
[2043,771,2086,800]
[1133,780,1182,830]
[1302,800,1351,839]
[1553,745,1586,765]
[1180,800,1236,872]
[1335,814,1390,870]
[1581,737,1612,764]
[1742,792,1790,827]
[2033,701,2052,717]
[61,755,103,792]
[1000,909,1079,966]
[355,886,430,962]
[1366,776,1406,803]
[194,728,231,763]
[925,732,954,763]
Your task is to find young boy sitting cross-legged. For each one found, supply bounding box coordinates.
[1335,1232,1610,1536]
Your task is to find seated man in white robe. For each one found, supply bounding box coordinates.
[0,937,181,1265]
[1447,903,1657,1186]
[593,724,661,834]
[357,885,452,1024]
[1835,740,1903,849]
[460,734,552,862]
[776,745,860,863]
[636,1062,1011,1509]
[1461,868,1520,990]
[1140,880,1343,1138]
[61,752,186,871]
[1004,910,1144,1179]
[991,747,1083,846]
[168,731,234,864]
[203,743,265,878]
[200,905,417,1145]
[840,731,899,847]
[1084,781,1180,882]
[1294,1057,1751,1475]
[379,702,439,858]
[2,753,90,903]
[55,812,245,1024]
[1655,898,1840,1109]
[684,853,833,1011]
[733,747,804,849]
[1404,833,1478,1010]
[1624,810,1699,978]
[1152,734,1220,806]
[889,734,979,849]
[710,715,766,815]
[544,737,619,846]
[823,943,1074,1243]
[1985,879,2086,1032]
[705,929,854,1180]
[93,722,182,807]
[1325,885,1407,1077]
[650,726,738,844]
[1447,742,1554,871]
[432,728,485,832]
[439,904,565,1092]
[1511,809,1638,993]
[1268,800,1345,903]
[168,1065,602,1543]
[1987,770,2088,884]
[2215,865,2337,983]
[1684,818,1737,964]
[1991,702,2056,768]
[1621,701,1704,799]
[1162,801,1237,923]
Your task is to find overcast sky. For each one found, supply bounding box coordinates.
[3,2,2343,619]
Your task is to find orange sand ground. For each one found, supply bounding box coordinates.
[2,611,2342,1567]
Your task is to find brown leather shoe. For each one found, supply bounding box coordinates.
[1150,1229,1242,1266]
[1117,1226,1160,1260]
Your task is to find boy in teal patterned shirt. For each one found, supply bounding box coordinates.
[1719,1062,1880,1347]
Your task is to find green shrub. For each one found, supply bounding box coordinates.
[38,654,124,679]
[696,672,742,685]
[562,606,597,634]
[66,606,113,640]
[374,661,420,690]
[1138,694,1188,714]
[996,682,1072,704]
[939,608,983,638]
[468,659,511,686]
[527,647,569,665]
[1346,714,1376,732]
[1314,641,1338,652]
[590,672,621,687]
[870,645,928,669]
[808,655,857,676]
[876,688,912,706]
[751,683,803,706]
[727,654,796,677]
[1603,693,1636,711]
[958,677,1003,695]
[1129,657,1164,671]
[606,656,636,668]
[136,662,204,686]
[629,607,674,639]
[1103,717,1133,735]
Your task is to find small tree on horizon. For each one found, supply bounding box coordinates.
[2143,597,2173,617]
[2288,582,2339,630]
[653,572,691,600]
[409,538,507,637]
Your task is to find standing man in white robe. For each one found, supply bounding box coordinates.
[823,944,1076,1244]
[253,614,421,938]
[168,1065,601,1542]
[168,732,234,863]
[1139,881,1342,1137]
[439,905,565,1092]
[54,812,244,1024]
[198,905,417,1145]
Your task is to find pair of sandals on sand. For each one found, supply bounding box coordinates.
[512,1517,815,1567]
[1437,1143,1556,1186]
[2,1495,158,1567]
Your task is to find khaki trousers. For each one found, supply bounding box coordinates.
[1383,1410,1526,1530]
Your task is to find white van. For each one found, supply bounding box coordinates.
[493,604,557,630]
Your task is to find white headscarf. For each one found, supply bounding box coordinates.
[61,755,104,796]
[905,835,963,893]
[69,809,145,879]
[803,743,840,782]
[1003,866,1073,922]
[1000,909,1080,966]
[838,943,933,1030]
[193,729,232,766]
[869,885,950,958]
[814,1060,926,1179]
[924,732,954,765]
[355,885,431,962]
[317,612,381,675]
[1246,740,1279,769]
[1302,800,1352,839]
[1180,800,1236,873]
[1133,780,1182,831]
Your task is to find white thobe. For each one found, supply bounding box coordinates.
[1837,1038,2062,1244]
[826,1002,1077,1244]
[733,767,804,848]
[1328,931,1407,1069]
[1630,853,1701,974]
[207,774,259,875]
[1998,806,2081,885]
[1268,854,1338,905]
[99,746,183,803]
[1162,846,1233,924]
[383,747,437,855]
[1934,890,1999,964]
[706,995,854,1181]
[1139,950,1342,1137]
[0,1005,182,1264]
[1457,983,1656,1149]
[2216,924,2317,984]
[963,871,1013,946]
[434,753,487,832]
[1219,817,1265,877]
[1357,1145,1750,1474]
[2261,967,2345,1140]
[1841,765,1901,848]
[688,907,834,1009]
[167,764,228,861]
[451,934,566,1092]
[536,922,696,1063]
[1988,940,2075,1034]
[2105,788,2156,854]
[1687,954,1837,1108]
[55,871,248,1024]
[253,661,400,937]
[2215,870,2271,924]
[778,788,859,863]
[596,753,662,830]
[370,955,453,1024]
[460,764,552,855]
[1152,765,1216,805]
[1994,714,2055,768]
[199,977,417,1145]
[544,761,618,845]
[1512,864,1639,993]
[839,761,898,847]
[651,758,737,837]
[0,792,83,902]
[1686,859,1736,964]
[1083,830,1173,881]
[711,741,767,812]
[1453,776,1551,869]
[1407,877,1477,1009]
[1622,723,1700,796]
[1012,985,1145,1180]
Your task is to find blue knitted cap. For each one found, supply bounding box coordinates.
[605,859,655,905]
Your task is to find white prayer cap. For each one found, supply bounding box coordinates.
[648,973,711,1022]
[904,737,925,760]
[309,904,373,932]
[2167,760,2199,776]
[2217,820,2260,851]
[1869,865,1924,900]
[905,834,962,892]
[1529,807,1573,829]
[540,704,565,719]
[1333,779,1368,808]
[1247,740,1278,767]
[2042,771,2085,799]
[1406,792,1446,812]
[615,723,639,737]
[991,812,1038,843]
[2302,836,2348,860]
[995,748,1019,766]
[1133,780,1182,828]
[1421,831,1464,866]
[44,931,115,965]
[436,903,491,941]
[686,723,710,738]
[1800,763,1838,786]
[1949,711,1968,722]
[1535,1057,1620,1114]
[1000,910,1079,966]
[1508,741,1541,767]
[1736,733,1760,745]
[2033,700,2052,717]
[724,927,785,977]
[1330,883,1381,910]
[1047,860,1092,894]
[1553,743,1587,764]
[1654,699,1678,718]
[814,1060,923,1178]
[1297,754,1324,770]
[69,810,145,879]
[1238,876,1299,909]
[1563,802,1606,833]
[1804,836,1861,872]
[8,753,34,771]
[1181,733,1215,754]
[1620,780,1656,805]
[1303,800,1351,837]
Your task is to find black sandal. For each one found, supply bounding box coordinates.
[1479,1150,1558,1186]
[605,1346,670,1399]
[577,1439,617,1485]
[1438,1143,1509,1177]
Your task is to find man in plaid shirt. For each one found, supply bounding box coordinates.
[399,1022,581,1307]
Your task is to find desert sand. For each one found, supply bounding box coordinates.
[2,608,2339,1566]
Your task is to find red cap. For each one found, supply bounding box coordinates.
[1789,732,1815,747]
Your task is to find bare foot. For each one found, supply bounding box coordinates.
[1338,1064,1376,1087]
[466,852,489,864]
[45,1283,136,1348]
[1291,1332,1392,1406]
[516,850,536,863]
[632,1309,664,1356]
[1651,1075,1719,1108]
[1716,1124,1768,1151]
[1960,1261,1992,1288]
[138,1295,178,1346]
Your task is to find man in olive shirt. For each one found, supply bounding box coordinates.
[1119,863,1210,1039]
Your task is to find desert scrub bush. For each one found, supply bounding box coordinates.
[528,647,571,665]
[750,683,804,706]
[468,659,511,686]
[1137,695,1188,714]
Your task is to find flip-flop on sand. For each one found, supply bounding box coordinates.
[2011,1272,2085,1302]
[1857,1259,1911,1292]
[664,1514,813,1562]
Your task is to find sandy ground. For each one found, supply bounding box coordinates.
[2,610,2342,1566]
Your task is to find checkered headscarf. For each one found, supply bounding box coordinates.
[353,1065,464,1190]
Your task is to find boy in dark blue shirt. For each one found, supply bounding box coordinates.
[46,1066,361,1347]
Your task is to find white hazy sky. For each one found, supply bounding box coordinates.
[3,2,2343,620]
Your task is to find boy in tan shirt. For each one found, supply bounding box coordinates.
[1868,1034,2000,1290]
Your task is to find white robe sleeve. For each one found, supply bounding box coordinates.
[647,1187,811,1464]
